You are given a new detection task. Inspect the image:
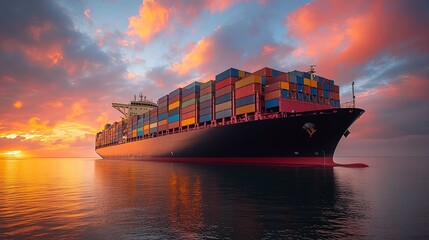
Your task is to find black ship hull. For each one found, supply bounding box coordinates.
[96,108,364,166]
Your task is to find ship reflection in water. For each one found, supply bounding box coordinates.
[1,157,427,239]
[90,159,369,239]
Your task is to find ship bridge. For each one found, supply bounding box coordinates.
[112,94,157,119]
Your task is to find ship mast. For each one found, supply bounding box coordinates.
[352,81,356,108]
[309,65,316,80]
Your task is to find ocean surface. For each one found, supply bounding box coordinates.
[0,157,428,239]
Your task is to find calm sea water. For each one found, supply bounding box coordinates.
[0,157,428,239]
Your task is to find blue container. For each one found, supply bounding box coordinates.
[297,76,304,85]
[303,72,311,79]
[138,131,143,137]
[157,101,168,108]
[215,109,232,119]
[149,117,158,124]
[289,74,297,84]
[158,112,167,121]
[281,89,289,98]
[168,107,180,116]
[265,98,279,108]
[168,114,179,123]
[324,90,330,98]
[311,87,317,95]
[313,75,320,81]
[199,107,212,116]
[272,69,280,77]
[199,114,212,123]
[215,94,232,105]
[323,83,330,91]
[185,81,201,90]
[297,84,304,92]
[290,70,303,77]
[297,92,304,101]
[137,122,143,128]
[169,88,182,97]
[215,68,239,82]
[200,99,212,109]
[236,95,255,108]
[150,127,157,134]
[328,80,335,86]
[262,76,267,86]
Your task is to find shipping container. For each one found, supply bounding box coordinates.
[304,78,311,86]
[168,114,179,123]
[158,119,167,126]
[264,82,289,93]
[181,117,195,126]
[181,111,195,120]
[201,80,214,89]
[236,104,256,115]
[169,121,180,129]
[169,88,182,97]
[235,75,262,89]
[265,98,279,109]
[235,83,262,99]
[200,85,215,95]
[168,101,180,110]
[168,107,180,116]
[158,112,167,121]
[297,76,304,85]
[181,98,196,108]
[158,94,169,103]
[199,114,212,123]
[289,83,297,92]
[235,95,255,108]
[182,92,198,102]
[199,107,212,116]
[182,103,196,114]
[169,94,181,103]
[215,94,232,105]
[200,99,212,109]
[253,67,273,77]
[215,68,240,82]
[158,106,168,114]
[311,87,317,96]
[199,93,213,103]
[215,109,232,119]
[265,89,289,100]
[215,85,233,97]
[215,101,231,112]
[297,84,304,93]
[310,80,318,88]
[215,77,238,90]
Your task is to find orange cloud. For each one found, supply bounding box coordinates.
[172,37,213,75]
[127,0,170,43]
[204,0,242,13]
[13,101,23,109]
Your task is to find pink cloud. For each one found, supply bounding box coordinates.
[84,8,92,25]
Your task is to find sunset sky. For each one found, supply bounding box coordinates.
[0,0,428,157]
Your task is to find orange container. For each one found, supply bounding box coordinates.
[235,104,255,115]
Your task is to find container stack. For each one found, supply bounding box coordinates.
[214,68,245,119]
[137,115,143,138]
[198,80,215,123]
[168,88,182,129]
[180,82,200,127]
[149,108,158,134]
[131,115,138,139]
[264,73,290,110]
[157,95,169,132]
[234,74,263,115]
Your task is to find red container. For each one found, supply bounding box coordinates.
[200,86,214,95]
[182,103,196,114]
[304,86,310,94]
[181,111,195,120]
[333,85,339,93]
[215,77,238,90]
[200,100,212,109]
[169,121,180,129]
[235,83,262,99]
[182,93,197,102]
[265,90,281,101]
[215,85,233,97]
[253,67,273,77]
[289,91,297,100]
[158,106,168,113]
[149,109,158,118]
[318,89,324,97]
[158,124,168,131]
[169,94,181,103]
[289,83,297,92]
[317,82,323,89]
[267,74,289,85]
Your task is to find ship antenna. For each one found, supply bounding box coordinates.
[134,94,136,101]
[352,81,356,108]
[309,65,316,80]
[139,92,143,101]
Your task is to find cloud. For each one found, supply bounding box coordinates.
[84,8,92,25]
[127,0,170,43]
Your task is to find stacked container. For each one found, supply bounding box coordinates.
[214,68,245,119]
[143,112,150,135]
[157,95,169,132]
[149,108,158,134]
[198,80,215,123]
[181,82,201,127]
[264,74,290,109]
[234,74,263,115]
[168,88,182,129]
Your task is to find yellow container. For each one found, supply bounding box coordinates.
[181,117,195,126]
[215,101,231,112]
[304,78,311,86]
[235,75,262,89]
[310,80,318,88]
[239,70,245,78]
[143,125,149,130]
[280,82,289,90]
[149,122,157,128]
[168,101,180,110]
[236,104,255,115]
[132,129,137,137]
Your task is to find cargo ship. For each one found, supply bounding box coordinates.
[95,67,365,166]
